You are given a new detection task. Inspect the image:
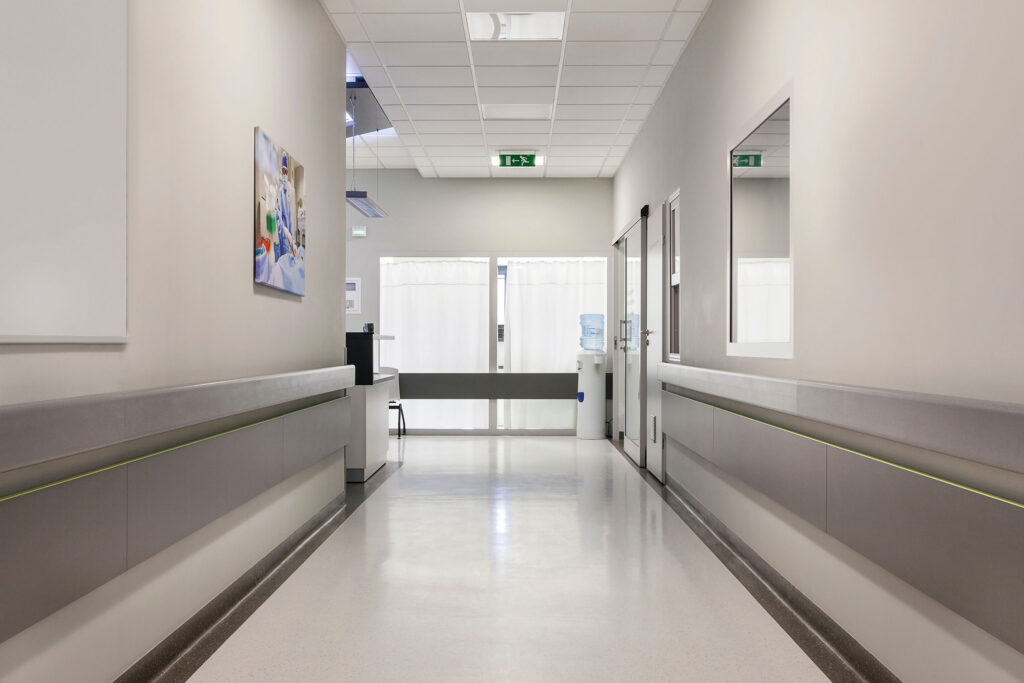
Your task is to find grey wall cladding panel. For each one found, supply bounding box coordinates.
[281,398,351,479]
[661,391,714,458]
[0,468,127,643]
[125,366,354,439]
[713,410,827,530]
[826,446,1024,653]
[126,420,284,566]
[0,395,125,473]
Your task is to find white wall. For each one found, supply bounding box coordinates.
[345,170,613,332]
[0,0,348,407]
[615,0,1024,405]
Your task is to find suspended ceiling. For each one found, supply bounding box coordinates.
[325,0,710,178]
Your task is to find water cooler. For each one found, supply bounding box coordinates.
[577,314,606,439]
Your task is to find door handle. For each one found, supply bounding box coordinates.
[641,328,654,346]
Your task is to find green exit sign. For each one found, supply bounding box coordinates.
[499,153,536,168]
[732,153,763,168]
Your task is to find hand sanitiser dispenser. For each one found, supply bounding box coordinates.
[576,314,606,439]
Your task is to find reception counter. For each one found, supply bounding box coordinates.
[346,372,395,483]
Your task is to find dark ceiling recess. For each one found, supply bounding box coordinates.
[346,78,392,138]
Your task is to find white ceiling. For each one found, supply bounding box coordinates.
[325,0,710,178]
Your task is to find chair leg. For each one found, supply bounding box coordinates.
[399,405,406,437]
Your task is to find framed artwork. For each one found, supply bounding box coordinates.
[254,127,306,296]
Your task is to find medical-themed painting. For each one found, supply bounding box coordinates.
[254,128,306,296]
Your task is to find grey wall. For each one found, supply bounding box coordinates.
[345,170,613,332]
[615,0,1024,405]
[0,0,348,406]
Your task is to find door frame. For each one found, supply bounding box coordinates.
[612,207,649,468]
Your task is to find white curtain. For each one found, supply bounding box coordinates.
[504,257,606,429]
[736,257,791,343]
[379,257,489,429]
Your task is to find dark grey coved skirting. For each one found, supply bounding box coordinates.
[0,367,354,645]
[661,387,1024,655]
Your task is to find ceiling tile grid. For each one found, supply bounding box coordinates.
[335,0,710,177]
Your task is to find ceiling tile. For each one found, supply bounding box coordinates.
[560,65,647,86]
[359,66,391,87]
[549,133,617,145]
[374,42,470,66]
[545,167,599,177]
[387,66,474,87]
[424,146,489,156]
[571,0,674,10]
[568,13,670,41]
[633,86,661,104]
[405,104,481,120]
[474,66,559,87]
[371,87,401,105]
[414,120,483,133]
[352,0,461,11]
[324,0,354,11]
[652,41,684,65]
[549,146,611,156]
[486,134,552,146]
[675,0,710,10]
[610,145,630,155]
[347,43,380,68]
[359,13,466,42]
[558,86,637,105]
[615,133,636,145]
[552,120,622,133]
[331,14,367,42]
[392,121,416,134]
[563,41,657,66]
[481,103,552,119]
[478,87,556,104]
[555,104,630,120]
[417,133,486,145]
[398,87,478,104]
[618,119,643,133]
[471,42,562,66]
[664,12,701,40]
[483,120,552,133]
[381,104,408,120]
[401,145,425,155]
[464,0,568,11]
[643,65,673,85]
[625,104,651,119]
[546,156,606,165]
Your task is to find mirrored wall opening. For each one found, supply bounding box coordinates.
[729,99,792,357]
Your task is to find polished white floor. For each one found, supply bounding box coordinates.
[192,437,825,682]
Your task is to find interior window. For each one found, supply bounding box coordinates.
[730,99,791,352]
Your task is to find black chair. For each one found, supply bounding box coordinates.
[380,366,406,438]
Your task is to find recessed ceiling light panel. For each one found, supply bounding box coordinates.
[467,12,565,41]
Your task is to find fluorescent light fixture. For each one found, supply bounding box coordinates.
[491,156,500,166]
[346,190,388,218]
[481,103,552,120]
[536,155,545,166]
[467,12,564,41]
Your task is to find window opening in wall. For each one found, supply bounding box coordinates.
[729,98,792,357]
[379,256,489,429]
[496,256,606,430]
[667,194,681,358]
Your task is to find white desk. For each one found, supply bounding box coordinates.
[346,373,394,483]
